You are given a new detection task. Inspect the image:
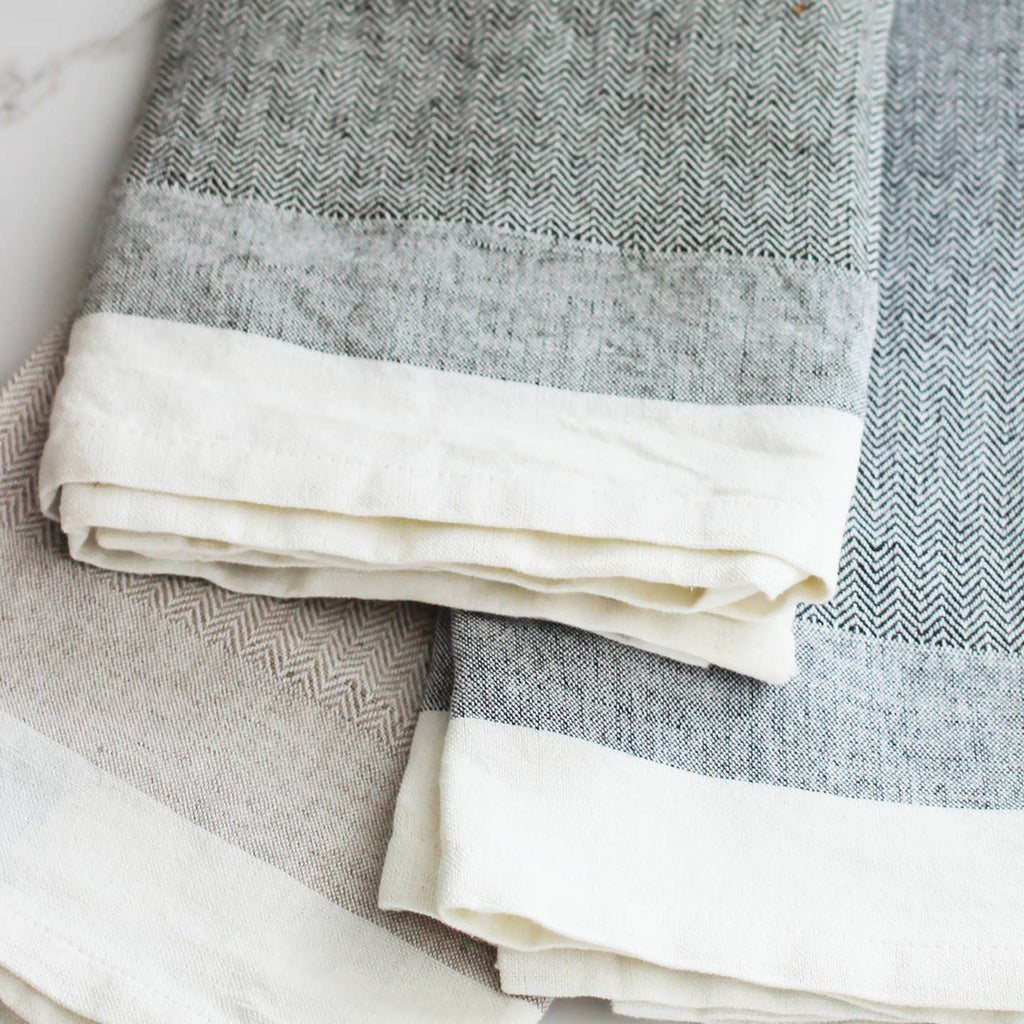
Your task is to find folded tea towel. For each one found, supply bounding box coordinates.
[0,334,539,1024]
[37,0,892,684]
[379,0,1024,1018]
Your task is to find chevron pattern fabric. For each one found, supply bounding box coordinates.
[0,329,435,741]
[419,0,1024,803]
[128,0,888,271]
[422,0,1024,819]
[38,0,895,688]
[799,0,1024,651]
[77,0,892,417]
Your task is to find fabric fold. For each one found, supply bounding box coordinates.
[0,334,538,1024]
[379,0,1024,1017]
[38,0,892,684]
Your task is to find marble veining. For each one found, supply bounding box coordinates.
[1,4,160,125]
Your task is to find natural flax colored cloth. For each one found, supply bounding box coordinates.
[0,335,539,1024]
[380,0,1024,1020]
[38,0,893,685]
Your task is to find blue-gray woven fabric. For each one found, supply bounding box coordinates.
[434,0,1024,811]
[78,0,889,413]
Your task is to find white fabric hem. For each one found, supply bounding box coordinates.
[0,711,537,1024]
[381,712,1024,1019]
[39,312,863,681]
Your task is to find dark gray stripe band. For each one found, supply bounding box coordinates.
[81,182,876,413]
[443,613,1024,811]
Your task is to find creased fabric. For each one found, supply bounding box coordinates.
[37,0,893,684]
[0,334,538,1024]
[379,0,1024,1018]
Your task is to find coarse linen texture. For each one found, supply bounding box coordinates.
[0,334,538,1024]
[379,0,1024,1019]
[38,0,892,684]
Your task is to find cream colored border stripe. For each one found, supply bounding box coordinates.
[40,313,860,583]
[429,717,1024,1012]
[0,711,538,1024]
[36,312,864,680]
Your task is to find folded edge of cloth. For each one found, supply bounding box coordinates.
[0,332,540,1024]
[37,0,893,683]
[382,612,1024,1022]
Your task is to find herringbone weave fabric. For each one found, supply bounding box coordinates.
[127,0,885,271]
[88,0,890,405]
[798,0,1024,653]
[37,0,893,685]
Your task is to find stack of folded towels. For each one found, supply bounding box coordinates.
[2,0,1022,1021]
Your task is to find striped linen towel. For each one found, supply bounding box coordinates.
[37,0,893,685]
[379,0,1024,1018]
[0,332,539,1024]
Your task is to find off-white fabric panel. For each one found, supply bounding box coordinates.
[39,312,864,682]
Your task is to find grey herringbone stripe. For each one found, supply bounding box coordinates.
[441,0,1024,810]
[127,0,888,270]
[798,0,1024,652]
[78,0,890,414]
[80,183,878,410]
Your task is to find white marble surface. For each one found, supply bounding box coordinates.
[0,0,161,384]
[0,3,654,1022]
